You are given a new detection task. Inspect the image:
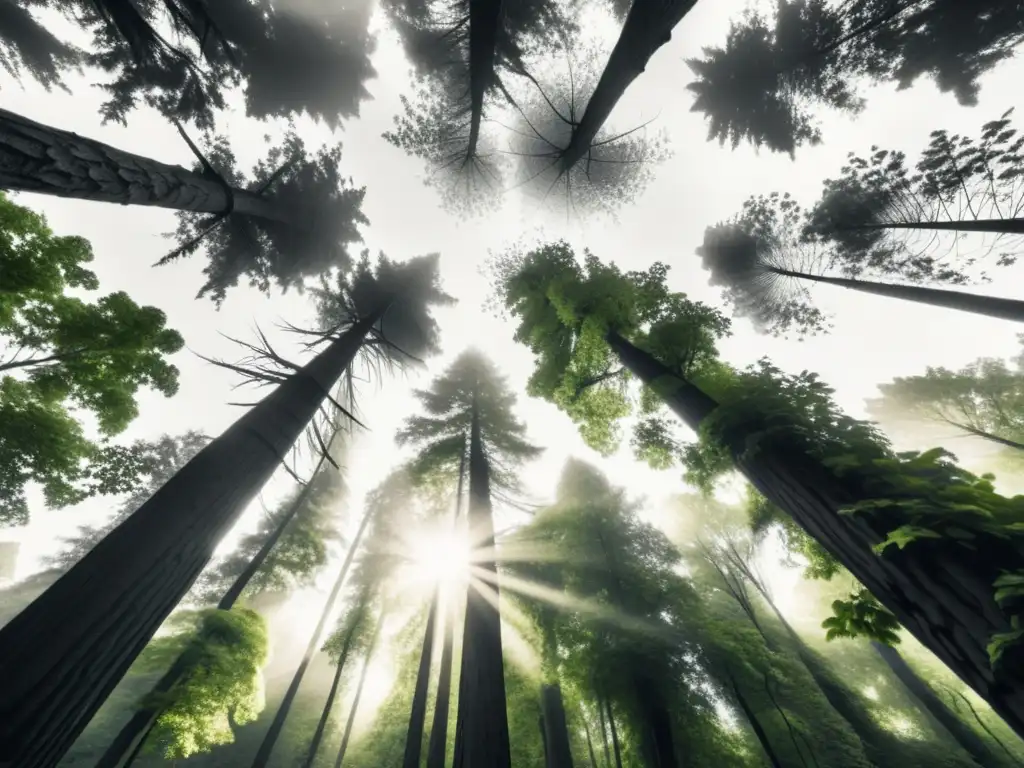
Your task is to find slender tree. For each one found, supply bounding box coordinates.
[334,606,388,768]
[496,240,1024,737]
[0,253,450,768]
[397,350,542,768]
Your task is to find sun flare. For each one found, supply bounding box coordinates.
[405,526,472,590]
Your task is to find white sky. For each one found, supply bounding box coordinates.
[2,0,1023,626]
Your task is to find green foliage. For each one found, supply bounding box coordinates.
[142,608,269,760]
[822,589,902,646]
[495,240,730,457]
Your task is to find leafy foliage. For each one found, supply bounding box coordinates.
[495,240,730,456]
[169,132,368,304]
[141,608,269,760]
[0,193,183,523]
[822,589,903,645]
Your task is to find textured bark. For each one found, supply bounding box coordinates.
[541,683,575,768]
[837,218,1024,235]
[334,609,386,768]
[452,396,511,768]
[465,0,502,160]
[98,448,339,768]
[770,266,1024,323]
[605,330,1024,737]
[403,589,440,768]
[0,108,289,221]
[873,641,1007,768]
[425,441,467,768]
[560,0,699,172]
[727,669,783,768]
[251,502,375,768]
[0,310,384,768]
[301,623,359,768]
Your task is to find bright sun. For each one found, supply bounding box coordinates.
[406,526,471,589]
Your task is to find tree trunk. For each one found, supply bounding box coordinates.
[583,717,599,768]
[949,422,1024,453]
[605,698,623,768]
[560,0,699,172]
[465,0,501,161]
[633,674,678,768]
[452,395,511,767]
[872,641,1008,768]
[541,683,575,768]
[604,329,1024,738]
[425,437,467,768]
[598,699,612,768]
[726,668,783,768]
[0,108,290,222]
[836,218,1024,235]
[99,445,340,768]
[301,620,361,768]
[251,502,376,768]
[334,608,386,768]
[769,266,1024,323]
[403,588,440,768]
[0,309,386,768]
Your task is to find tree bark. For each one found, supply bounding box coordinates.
[836,218,1024,235]
[0,108,290,222]
[604,329,1024,738]
[560,0,700,172]
[452,395,511,767]
[425,437,467,768]
[301,621,360,768]
[769,266,1024,323]
[726,668,783,768]
[541,683,575,768]
[98,445,340,768]
[605,698,623,768]
[466,0,502,161]
[250,502,376,768]
[872,641,1008,768]
[0,308,386,768]
[334,608,386,768]
[403,588,440,768]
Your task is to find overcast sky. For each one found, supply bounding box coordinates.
[3,0,1024,613]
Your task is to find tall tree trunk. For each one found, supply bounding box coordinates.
[598,697,612,767]
[605,698,623,768]
[452,395,511,767]
[604,328,1024,736]
[0,108,290,222]
[99,442,341,768]
[633,674,678,768]
[769,265,1024,323]
[0,308,386,768]
[872,641,1008,768]
[583,717,599,768]
[726,668,783,768]
[334,608,386,768]
[425,437,467,768]
[836,218,1024,235]
[949,422,1024,453]
[560,0,700,172]
[403,588,440,768]
[465,0,501,161]
[541,683,575,768]
[250,502,376,768]
[301,619,361,768]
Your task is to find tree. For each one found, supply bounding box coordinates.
[0,110,368,303]
[696,193,1024,339]
[0,192,183,525]
[0,253,452,768]
[0,0,81,91]
[397,350,542,768]
[495,239,1024,737]
[806,111,1024,275]
[867,346,1024,456]
[686,0,1024,155]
